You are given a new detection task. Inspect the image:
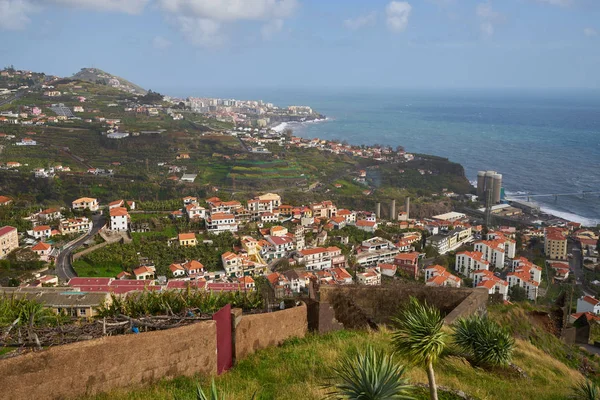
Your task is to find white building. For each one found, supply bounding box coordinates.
[472,269,508,300]
[424,265,461,287]
[298,247,332,271]
[109,207,130,231]
[474,240,506,270]
[72,197,99,212]
[357,267,381,286]
[356,237,399,267]
[30,225,51,240]
[455,251,490,278]
[576,296,600,315]
[206,213,238,234]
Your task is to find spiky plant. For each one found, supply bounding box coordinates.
[392,297,447,400]
[453,315,515,367]
[571,380,600,400]
[174,380,224,400]
[329,346,414,400]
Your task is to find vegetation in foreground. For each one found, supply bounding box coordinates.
[85,304,586,400]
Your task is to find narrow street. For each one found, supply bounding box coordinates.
[55,214,105,281]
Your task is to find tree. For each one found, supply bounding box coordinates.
[329,346,414,400]
[393,297,447,400]
[508,286,528,302]
[452,315,515,367]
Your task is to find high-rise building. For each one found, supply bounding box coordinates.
[477,170,503,204]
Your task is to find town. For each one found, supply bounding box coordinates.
[1,188,598,320]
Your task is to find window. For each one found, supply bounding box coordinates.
[79,308,87,316]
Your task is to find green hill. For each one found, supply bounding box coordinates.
[85,304,594,400]
[72,68,147,95]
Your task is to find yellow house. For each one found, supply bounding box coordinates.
[178,232,197,247]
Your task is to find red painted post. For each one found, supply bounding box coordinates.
[212,304,233,374]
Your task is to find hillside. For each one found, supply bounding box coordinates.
[86,304,591,400]
[71,68,147,95]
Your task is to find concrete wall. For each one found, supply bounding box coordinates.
[0,320,217,400]
[443,288,489,324]
[234,303,307,360]
[72,241,109,260]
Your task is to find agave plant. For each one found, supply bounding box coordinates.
[329,346,414,400]
[392,297,446,400]
[571,380,600,400]
[453,315,515,368]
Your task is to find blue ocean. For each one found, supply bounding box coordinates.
[179,87,600,225]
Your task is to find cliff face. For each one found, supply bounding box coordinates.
[409,201,453,219]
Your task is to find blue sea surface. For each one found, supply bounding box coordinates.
[180,87,600,225]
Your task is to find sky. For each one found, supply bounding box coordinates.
[1,0,599,92]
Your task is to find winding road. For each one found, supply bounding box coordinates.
[55,214,105,281]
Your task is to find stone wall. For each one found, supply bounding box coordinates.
[234,303,307,360]
[318,283,486,330]
[0,320,217,400]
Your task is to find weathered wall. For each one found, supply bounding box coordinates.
[235,303,307,360]
[318,283,486,330]
[0,320,217,400]
[443,288,489,324]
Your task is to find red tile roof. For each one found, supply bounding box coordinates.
[0,226,17,236]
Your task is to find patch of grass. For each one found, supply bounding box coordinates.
[87,320,582,400]
[72,259,123,277]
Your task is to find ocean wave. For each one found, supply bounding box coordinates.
[271,122,288,133]
[539,206,600,227]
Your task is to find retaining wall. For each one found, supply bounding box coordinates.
[234,303,307,360]
[0,320,217,400]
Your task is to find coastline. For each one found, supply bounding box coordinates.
[271,117,330,133]
[275,119,597,226]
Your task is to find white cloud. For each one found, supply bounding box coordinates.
[476,2,504,38]
[261,18,284,40]
[386,1,412,33]
[158,0,298,22]
[153,36,172,49]
[158,0,299,47]
[344,12,376,30]
[176,16,224,47]
[49,0,149,14]
[584,27,598,37]
[0,0,38,30]
[0,0,148,30]
[535,0,573,6]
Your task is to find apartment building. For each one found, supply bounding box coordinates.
[474,240,507,269]
[0,226,18,259]
[455,250,490,278]
[356,237,399,267]
[544,227,568,261]
[206,213,238,234]
[59,218,92,234]
[472,269,508,300]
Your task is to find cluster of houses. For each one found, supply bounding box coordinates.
[2,186,597,310]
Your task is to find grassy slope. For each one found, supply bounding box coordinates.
[87,307,584,400]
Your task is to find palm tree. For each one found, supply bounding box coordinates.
[452,315,514,367]
[329,346,414,400]
[571,380,600,400]
[392,297,447,400]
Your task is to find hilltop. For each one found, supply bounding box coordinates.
[71,68,147,95]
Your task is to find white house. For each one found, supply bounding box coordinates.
[31,241,52,261]
[72,197,99,212]
[169,263,186,277]
[185,203,206,220]
[576,296,600,315]
[109,207,130,231]
[424,265,461,288]
[30,225,51,240]
[298,247,332,271]
[357,267,381,286]
[206,213,238,234]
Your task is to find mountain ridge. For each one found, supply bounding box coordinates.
[71,67,147,95]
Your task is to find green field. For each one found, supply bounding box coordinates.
[72,259,123,278]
